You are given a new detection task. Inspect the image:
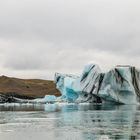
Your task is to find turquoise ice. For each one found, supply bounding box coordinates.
[54,64,140,104]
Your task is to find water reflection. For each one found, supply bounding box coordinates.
[0,103,140,140]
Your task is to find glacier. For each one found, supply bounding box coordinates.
[54,64,140,104]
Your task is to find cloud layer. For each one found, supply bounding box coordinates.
[0,0,140,79]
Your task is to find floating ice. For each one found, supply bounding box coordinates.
[33,95,57,103]
[55,64,140,104]
[54,73,79,102]
[44,95,57,102]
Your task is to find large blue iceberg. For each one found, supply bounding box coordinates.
[54,64,140,104]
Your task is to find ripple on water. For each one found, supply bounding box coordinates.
[0,103,140,140]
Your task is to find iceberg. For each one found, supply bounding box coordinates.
[98,66,140,104]
[54,64,140,104]
[54,73,79,102]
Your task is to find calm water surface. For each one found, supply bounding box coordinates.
[0,103,140,140]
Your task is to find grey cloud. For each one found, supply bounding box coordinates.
[0,0,140,79]
[2,40,91,71]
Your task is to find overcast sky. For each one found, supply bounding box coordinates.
[0,0,140,80]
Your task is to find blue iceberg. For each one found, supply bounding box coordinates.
[54,64,140,104]
[54,73,79,102]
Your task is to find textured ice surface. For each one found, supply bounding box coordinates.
[98,66,140,104]
[54,73,79,102]
[55,64,140,104]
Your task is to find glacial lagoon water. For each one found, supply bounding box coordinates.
[0,103,140,140]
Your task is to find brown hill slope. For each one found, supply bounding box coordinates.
[0,75,61,99]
